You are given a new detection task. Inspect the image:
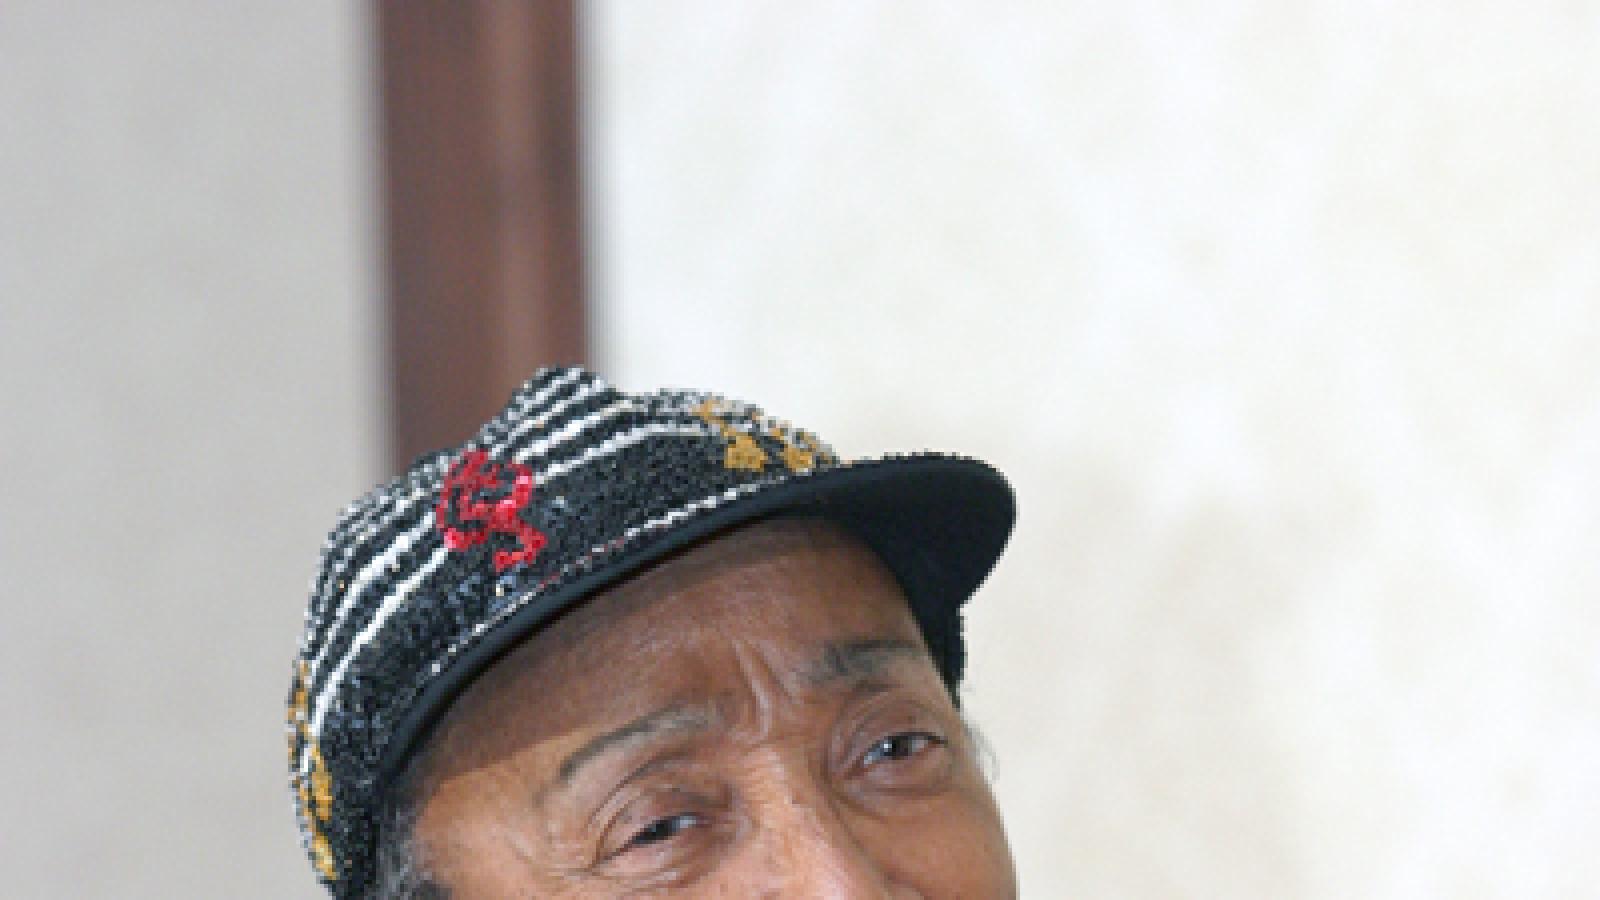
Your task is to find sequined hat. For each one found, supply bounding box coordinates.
[286,367,1014,896]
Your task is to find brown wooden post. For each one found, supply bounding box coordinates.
[377,0,589,470]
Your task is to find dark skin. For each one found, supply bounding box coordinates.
[410,519,1017,897]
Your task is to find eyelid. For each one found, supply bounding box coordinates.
[833,692,955,774]
[579,738,702,835]
[593,777,730,868]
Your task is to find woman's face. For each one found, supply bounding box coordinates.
[408,520,1017,897]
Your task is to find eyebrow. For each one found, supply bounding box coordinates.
[801,637,926,687]
[556,704,711,784]
[552,637,927,789]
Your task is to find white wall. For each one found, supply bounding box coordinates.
[0,4,374,897]
[585,3,1600,896]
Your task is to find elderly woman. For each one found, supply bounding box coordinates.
[287,368,1018,897]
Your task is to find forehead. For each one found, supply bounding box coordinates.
[418,519,932,776]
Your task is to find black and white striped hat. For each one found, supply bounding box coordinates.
[286,367,1014,896]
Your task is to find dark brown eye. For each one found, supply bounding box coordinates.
[626,812,704,850]
[863,731,945,766]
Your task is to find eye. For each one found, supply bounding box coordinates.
[624,812,705,851]
[597,783,729,871]
[862,730,946,766]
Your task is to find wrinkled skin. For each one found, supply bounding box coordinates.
[411,519,1017,898]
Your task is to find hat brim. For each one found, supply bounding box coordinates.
[380,453,1015,781]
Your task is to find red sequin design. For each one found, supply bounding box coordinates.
[435,450,548,572]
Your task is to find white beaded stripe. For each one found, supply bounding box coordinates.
[320,368,582,564]
[299,473,434,657]
[495,368,607,449]
[302,470,438,641]
[303,396,790,670]
[300,389,629,686]
[298,418,725,768]
[310,369,589,604]
[304,398,638,700]
[477,366,589,442]
[299,385,630,701]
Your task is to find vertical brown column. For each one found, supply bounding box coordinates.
[377,0,589,470]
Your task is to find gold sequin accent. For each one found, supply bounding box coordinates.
[309,745,334,822]
[725,433,768,471]
[692,399,721,424]
[766,423,838,473]
[311,833,338,880]
[770,426,816,472]
[289,661,338,880]
[287,661,309,763]
[288,665,306,712]
[801,432,836,465]
[781,443,814,471]
[694,400,769,472]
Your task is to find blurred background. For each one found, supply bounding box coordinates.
[3,2,1599,897]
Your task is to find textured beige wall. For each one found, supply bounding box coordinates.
[0,4,374,897]
[585,2,1600,897]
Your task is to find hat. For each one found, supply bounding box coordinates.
[286,367,1014,896]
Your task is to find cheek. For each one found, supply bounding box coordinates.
[706,763,1016,897]
[860,779,1018,896]
[413,770,572,897]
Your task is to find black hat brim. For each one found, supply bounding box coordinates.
[380,453,1015,781]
